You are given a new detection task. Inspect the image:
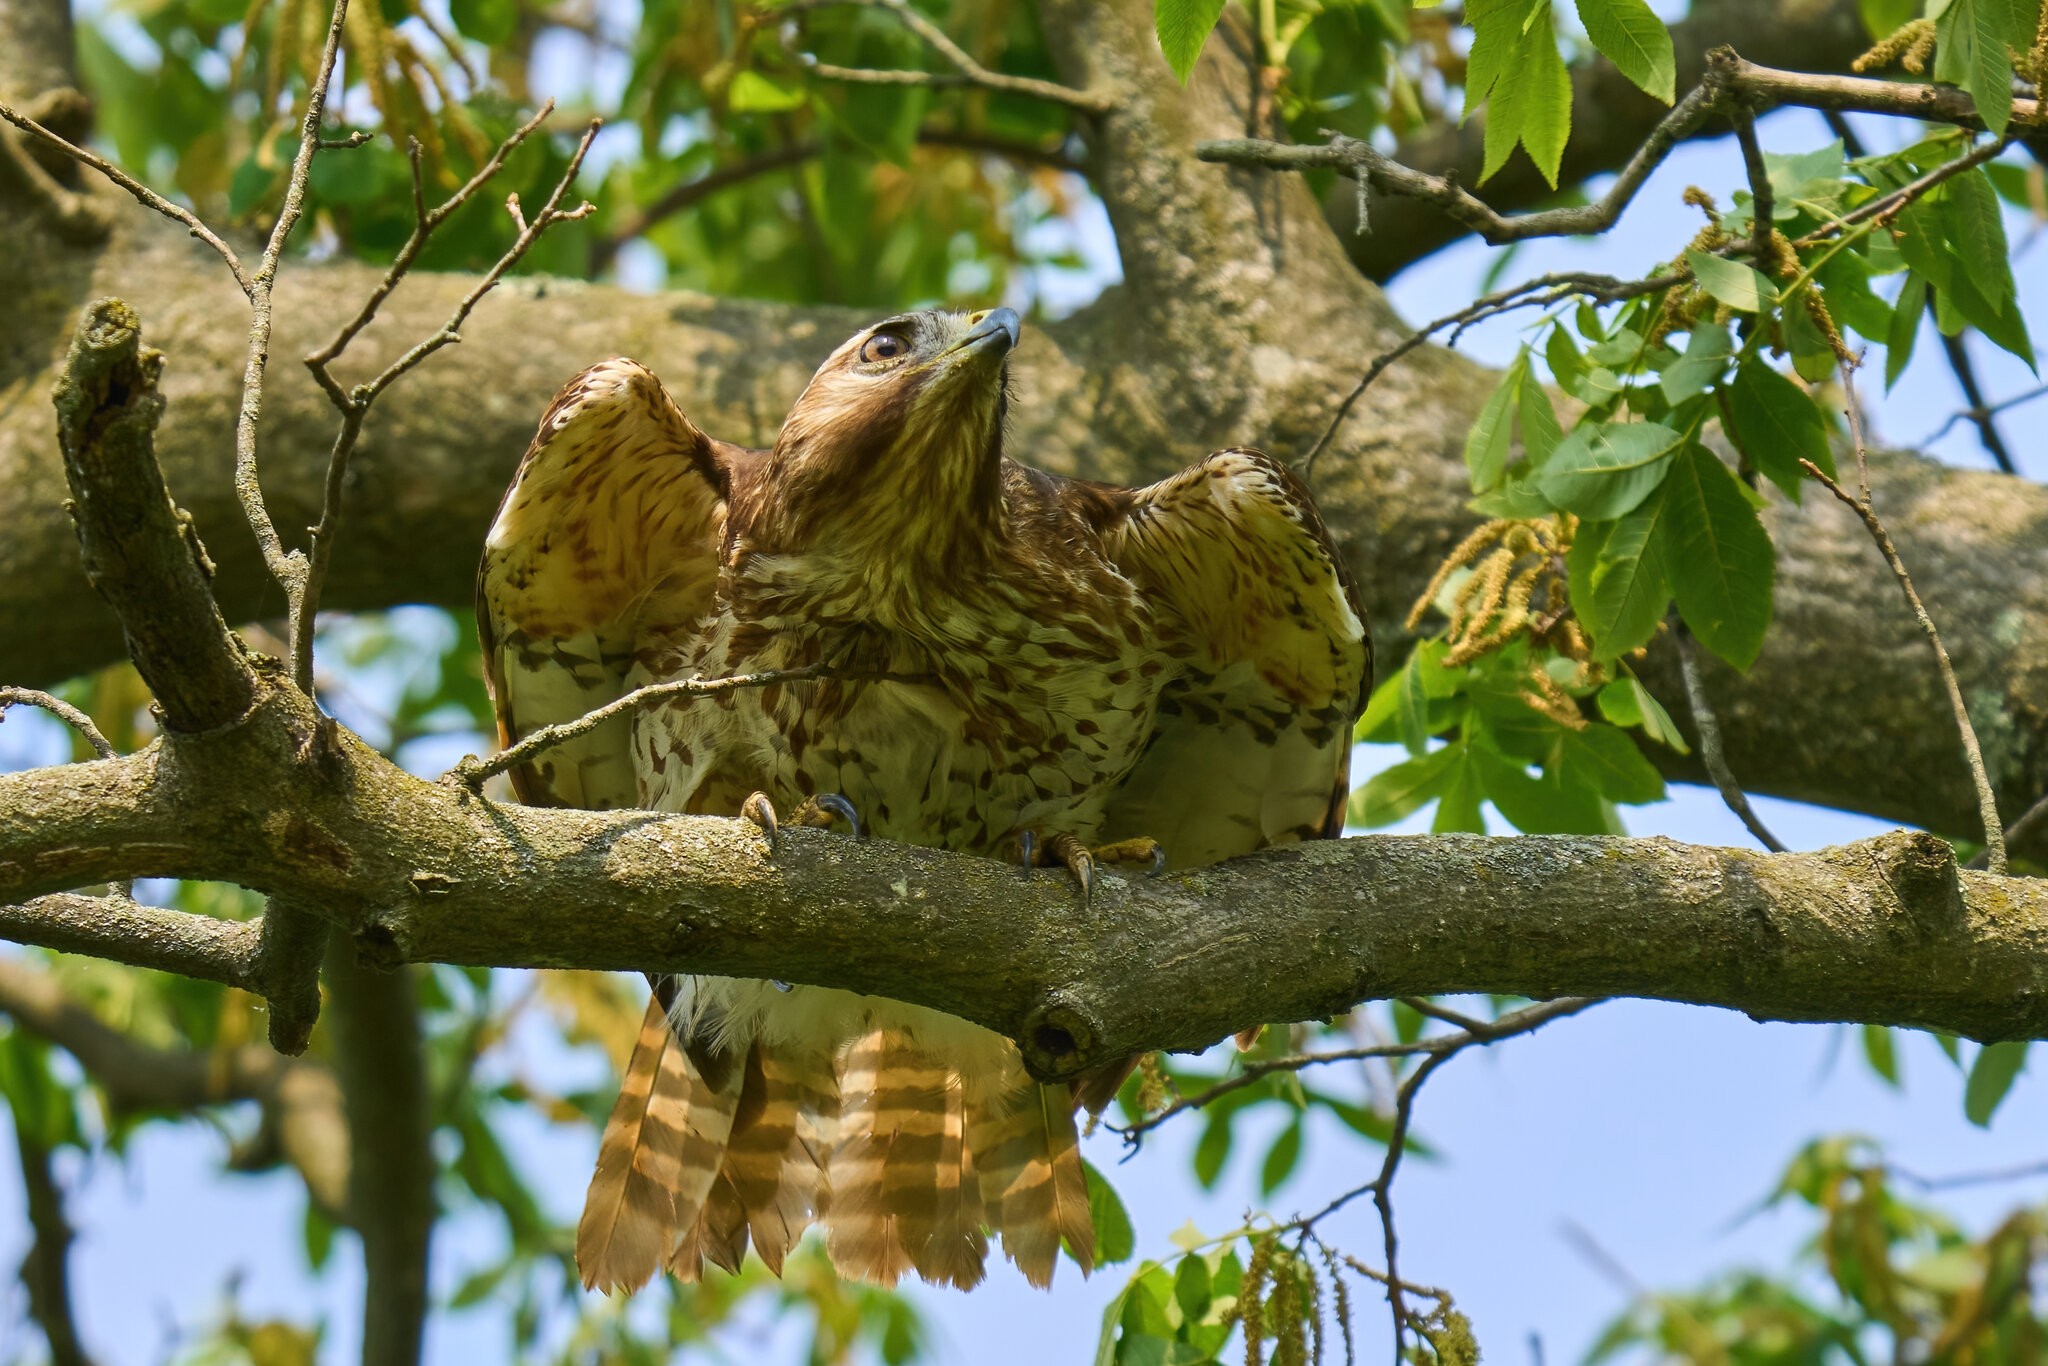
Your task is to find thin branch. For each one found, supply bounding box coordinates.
[0,894,261,990]
[1674,628,1787,853]
[1199,49,2033,249]
[0,121,105,243]
[1968,789,2048,871]
[781,0,1112,113]
[1802,435,2005,873]
[14,1129,96,1366]
[1921,380,2048,449]
[1891,1157,2048,1191]
[295,105,589,695]
[1933,328,2020,474]
[233,0,353,601]
[0,103,252,295]
[1300,270,1675,479]
[0,689,115,761]
[451,661,838,788]
[1730,105,1776,273]
[1116,997,1600,1140]
[588,128,1079,274]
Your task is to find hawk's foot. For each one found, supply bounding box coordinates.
[742,791,861,854]
[1010,831,1167,903]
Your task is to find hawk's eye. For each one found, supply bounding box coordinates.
[860,334,906,364]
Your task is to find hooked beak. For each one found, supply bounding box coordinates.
[952,307,1021,356]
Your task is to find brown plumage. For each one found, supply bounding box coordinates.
[478,307,1370,1295]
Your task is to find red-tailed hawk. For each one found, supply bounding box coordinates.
[477,307,1370,1294]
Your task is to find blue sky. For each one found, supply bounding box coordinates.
[2,11,2046,1364]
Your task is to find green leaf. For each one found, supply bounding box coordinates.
[1096,1279,1138,1366]
[1575,0,1675,102]
[1546,323,1586,393]
[1085,1161,1137,1264]
[1173,1253,1213,1321]
[1576,487,1671,661]
[1536,420,1682,520]
[1859,0,1920,37]
[1557,723,1665,803]
[1686,250,1776,313]
[1663,444,1775,670]
[1154,0,1229,82]
[1518,367,1564,464]
[1400,649,1431,756]
[1933,0,2029,134]
[1964,1040,2027,1126]
[1348,745,1458,827]
[1861,1024,1901,1088]
[303,1203,337,1272]
[1469,0,1573,186]
[1658,320,1732,404]
[1781,292,1840,382]
[1192,1110,1232,1188]
[1597,675,1689,752]
[1886,273,1927,390]
[448,0,515,45]
[1465,354,1522,490]
[1259,1119,1304,1195]
[1724,356,1833,500]
[1433,742,1487,833]
[729,69,809,113]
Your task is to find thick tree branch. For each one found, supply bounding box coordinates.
[0,688,2044,1082]
[49,298,257,733]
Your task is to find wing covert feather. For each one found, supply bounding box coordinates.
[476,358,757,809]
[1083,449,1371,865]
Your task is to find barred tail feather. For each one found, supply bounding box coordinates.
[828,1029,989,1290]
[577,997,743,1292]
[720,1041,838,1275]
[968,1080,1095,1288]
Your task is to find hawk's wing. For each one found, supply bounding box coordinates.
[1075,449,1371,867]
[477,359,758,809]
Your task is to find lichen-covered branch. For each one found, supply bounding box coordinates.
[0,679,2043,1082]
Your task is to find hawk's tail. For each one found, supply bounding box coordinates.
[577,1005,1093,1293]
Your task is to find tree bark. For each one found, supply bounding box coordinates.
[1,697,2044,1081]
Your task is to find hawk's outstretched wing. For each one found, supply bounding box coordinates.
[1078,449,1371,867]
[477,359,758,809]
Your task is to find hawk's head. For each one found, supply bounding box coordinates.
[760,308,1020,563]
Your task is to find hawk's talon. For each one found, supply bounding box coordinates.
[1016,829,1036,872]
[1150,846,1167,877]
[741,791,780,852]
[810,792,861,838]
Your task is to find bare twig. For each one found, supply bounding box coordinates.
[1301,270,1674,479]
[1921,380,2048,450]
[589,128,1079,273]
[1932,329,2020,474]
[296,106,594,694]
[0,104,252,295]
[1674,629,1787,853]
[1802,419,2005,873]
[781,0,1112,113]
[1968,790,2048,870]
[0,689,115,761]
[14,1128,96,1366]
[1116,997,1600,1140]
[1200,49,2031,250]
[1891,1156,2048,1191]
[1730,105,1776,272]
[233,0,353,601]
[452,661,839,788]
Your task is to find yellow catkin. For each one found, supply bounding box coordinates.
[1242,1236,1273,1366]
[1272,1250,1307,1366]
[1681,185,1719,218]
[1853,17,1934,73]
[1766,228,1801,280]
[1135,1052,1169,1115]
[1804,289,1854,367]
